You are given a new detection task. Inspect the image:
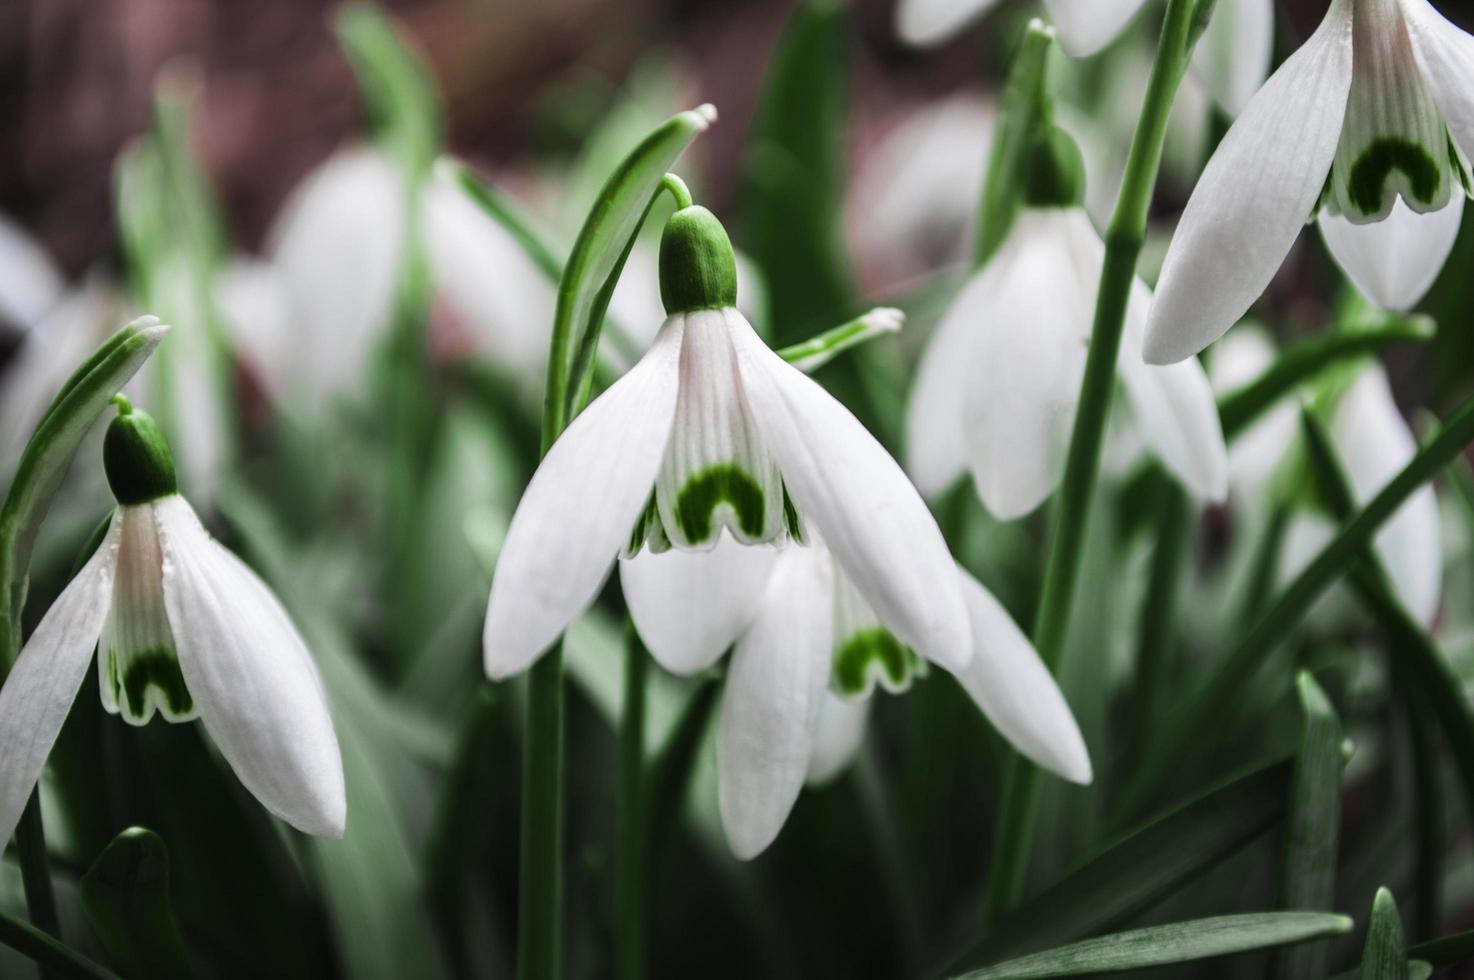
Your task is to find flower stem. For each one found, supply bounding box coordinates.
[981,0,1203,922]
[517,645,564,980]
[614,623,649,980]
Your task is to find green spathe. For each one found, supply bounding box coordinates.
[659,206,738,315]
[103,397,178,506]
[1020,126,1086,210]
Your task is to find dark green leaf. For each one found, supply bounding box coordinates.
[1362,889,1407,980]
[0,908,120,980]
[78,827,192,980]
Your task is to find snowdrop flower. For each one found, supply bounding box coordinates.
[0,393,346,839]
[1190,0,1275,117]
[896,0,1148,56]
[906,133,1228,519]
[620,533,1090,857]
[1207,325,1300,501]
[483,204,970,687]
[1146,0,1474,364]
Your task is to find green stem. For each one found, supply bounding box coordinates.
[0,907,119,980]
[614,623,648,980]
[517,646,564,980]
[981,0,1202,922]
[1131,481,1191,755]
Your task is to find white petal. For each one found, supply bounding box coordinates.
[422,171,556,380]
[1329,366,1441,626]
[1044,0,1150,58]
[729,309,972,672]
[215,257,294,400]
[1318,193,1464,311]
[1145,1,1355,364]
[962,210,1091,521]
[619,532,778,675]
[156,497,345,837]
[483,319,685,679]
[1191,0,1275,116]
[0,212,62,328]
[1119,279,1230,504]
[905,268,982,498]
[717,546,833,860]
[805,693,870,786]
[1208,325,1300,500]
[948,567,1092,784]
[895,0,1002,47]
[1402,0,1474,165]
[0,516,118,845]
[265,146,407,408]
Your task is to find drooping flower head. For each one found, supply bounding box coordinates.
[1146,0,1474,363]
[483,202,971,689]
[0,396,346,840]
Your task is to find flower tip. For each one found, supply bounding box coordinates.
[1140,322,1190,367]
[690,104,718,128]
[1024,17,1055,41]
[865,307,905,334]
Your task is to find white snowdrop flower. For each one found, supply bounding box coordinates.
[1191,0,1275,117]
[905,135,1228,519]
[0,395,346,839]
[896,0,1149,57]
[1146,0,1474,364]
[214,256,295,400]
[483,205,971,690]
[620,533,1090,859]
[1207,324,1300,501]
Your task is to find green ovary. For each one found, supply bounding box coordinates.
[674,464,767,544]
[834,629,917,698]
[1347,137,1441,217]
[105,646,194,724]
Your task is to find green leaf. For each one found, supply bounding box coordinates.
[944,757,1294,972]
[1362,889,1407,980]
[0,907,121,980]
[335,3,442,178]
[1273,671,1344,980]
[775,307,904,373]
[78,828,192,980]
[953,913,1353,979]
[1409,929,1474,969]
[1217,317,1434,441]
[546,104,716,443]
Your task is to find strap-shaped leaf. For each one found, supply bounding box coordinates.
[0,907,120,980]
[545,104,716,445]
[1362,889,1408,980]
[79,828,192,980]
[336,3,442,179]
[953,912,1352,979]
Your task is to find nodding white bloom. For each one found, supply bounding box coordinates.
[484,205,971,686]
[896,0,1148,56]
[905,138,1228,519]
[1146,0,1474,364]
[0,398,346,839]
[620,533,1090,858]
[1207,325,1300,501]
[1191,0,1275,117]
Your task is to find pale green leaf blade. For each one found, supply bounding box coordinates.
[1362,889,1407,980]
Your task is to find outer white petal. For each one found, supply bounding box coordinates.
[1119,278,1230,504]
[1144,1,1355,364]
[619,533,778,675]
[265,146,406,407]
[483,319,684,679]
[729,310,971,672]
[423,172,555,380]
[1329,367,1441,626]
[948,567,1092,784]
[895,0,1003,47]
[1401,0,1474,167]
[962,210,1091,521]
[1191,0,1275,116]
[0,212,62,328]
[215,257,294,399]
[156,497,345,837]
[717,546,833,860]
[905,267,984,498]
[1044,0,1151,58]
[1318,194,1464,312]
[1208,325,1299,499]
[0,517,118,845]
[805,693,870,786]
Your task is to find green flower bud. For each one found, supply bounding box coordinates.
[659,205,738,315]
[103,396,178,505]
[1020,125,1086,209]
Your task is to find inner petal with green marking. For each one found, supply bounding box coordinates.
[1326,0,1458,223]
[830,569,925,699]
[97,505,198,725]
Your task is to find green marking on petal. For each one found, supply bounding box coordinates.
[782,484,803,544]
[110,647,194,724]
[833,628,917,698]
[1348,137,1441,216]
[674,464,766,545]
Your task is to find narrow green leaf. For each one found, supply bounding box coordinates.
[1217,317,1434,441]
[1273,671,1344,980]
[336,3,442,178]
[1130,479,1191,752]
[945,757,1293,973]
[0,908,121,980]
[78,828,192,980]
[954,913,1353,979]
[441,157,564,283]
[545,104,715,444]
[1362,889,1407,980]
[775,307,903,373]
[1409,929,1474,968]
